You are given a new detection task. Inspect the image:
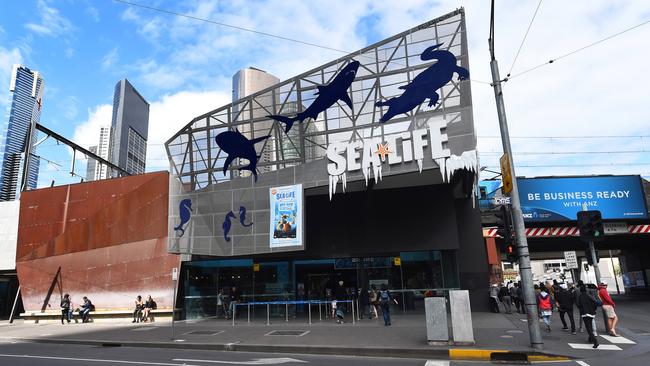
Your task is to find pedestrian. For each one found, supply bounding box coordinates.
[498,284,512,314]
[228,286,240,319]
[516,281,526,314]
[586,283,600,337]
[142,295,157,322]
[79,296,93,323]
[132,295,144,323]
[598,281,619,336]
[217,288,228,319]
[60,294,71,324]
[577,285,599,348]
[379,284,397,326]
[537,285,553,332]
[369,285,379,319]
[557,283,576,334]
[489,284,500,313]
[359,287,369,319]
[509,283,520,313]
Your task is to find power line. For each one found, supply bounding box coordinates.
[508,18,650,80]
[479,135,650,139]
[480,150,650,156]
[507,0,543,77]
[483,162,650,168]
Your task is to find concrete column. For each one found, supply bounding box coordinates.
[449,290,475,345]
[425,297,448,344]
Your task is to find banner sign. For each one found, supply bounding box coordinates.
[518,176,648,222]
[269,184,303,248]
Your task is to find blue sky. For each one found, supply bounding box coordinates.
[1,0,649,187]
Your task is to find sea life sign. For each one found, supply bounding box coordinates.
[269,184,303,248]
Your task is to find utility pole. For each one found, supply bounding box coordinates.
[488,0,543,350]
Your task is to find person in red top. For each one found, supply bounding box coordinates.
[598,281,618,336]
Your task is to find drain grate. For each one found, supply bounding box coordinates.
[265,330,310,337]
[183,330,225,336]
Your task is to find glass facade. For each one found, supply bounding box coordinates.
[182,250,459,319]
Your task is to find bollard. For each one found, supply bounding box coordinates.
[356,299,360,320]
[308,301,312,325]
[232,304,235,326]
[247,303,250,323]
[285,301,289,322]
[266,303,270,325]
[318,301,322,321]
[351,300,355,325]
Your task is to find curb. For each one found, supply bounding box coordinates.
[13,337,572,362]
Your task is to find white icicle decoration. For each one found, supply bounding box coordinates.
[329,173,348,200]
[416,159,423,173]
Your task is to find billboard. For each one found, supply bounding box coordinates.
[269,184,303,248]
[518,176,648,222]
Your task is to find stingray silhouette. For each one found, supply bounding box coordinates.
[239,206,253,227]
[375,43,468,123]
[222,211,236,242]
[174,199,192,237]
[215,130,270,182]
[267,60,360,132]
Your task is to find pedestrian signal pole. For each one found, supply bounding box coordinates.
[488,0,543,350]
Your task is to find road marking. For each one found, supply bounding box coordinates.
[424,361,449,366]
[173,358,307,365]
[599,335,636,344]
[0,354,201,365]
[568,343,622,350]
[576,361,590,366]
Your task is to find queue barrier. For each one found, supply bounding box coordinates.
[230,299,359,326]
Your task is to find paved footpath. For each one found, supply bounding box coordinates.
[1,294,648,363]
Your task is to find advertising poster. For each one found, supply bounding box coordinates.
[269,184,303,248]
[518,176,648,222]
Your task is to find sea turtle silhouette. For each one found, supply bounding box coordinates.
[174,199,192,237]
[375,43,469,123]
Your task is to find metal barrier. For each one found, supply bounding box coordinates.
[230,300,357,325]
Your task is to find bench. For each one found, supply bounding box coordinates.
[20,308,175,324]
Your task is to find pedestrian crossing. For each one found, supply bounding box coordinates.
[568,334,636,350]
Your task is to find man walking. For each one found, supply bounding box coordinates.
[498,284,512,314]
[577,285,599,348]
[598,281,619,336]
[489,284,500,313]
[557,283,576,334]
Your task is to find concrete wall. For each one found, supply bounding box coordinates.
[0,201,20,271]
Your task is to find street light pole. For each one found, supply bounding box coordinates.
[488,0,543,350]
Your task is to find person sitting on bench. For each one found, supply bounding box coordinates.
[133,295,145,323]
[142,295,157,322]
[79,296,93,323]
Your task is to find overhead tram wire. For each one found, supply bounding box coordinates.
[113,0,493,86]
[506,0,543,78]
[506,18,650,81]
[479,135,650,139]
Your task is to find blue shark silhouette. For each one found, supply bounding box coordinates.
[215,130,270,182]
[239,206,253,227]
[267,60,360,132]
[174,199,192,237]
[222,211,236,242]
[375,43,468,123]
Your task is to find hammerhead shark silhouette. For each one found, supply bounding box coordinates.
[215,130,270,182]
[375,43,468,123]
[222,211,236,242]
[267,60,360,132]
[174,199,192,237]
[239,206,253,227]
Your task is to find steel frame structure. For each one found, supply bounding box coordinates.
[166,9,474,191]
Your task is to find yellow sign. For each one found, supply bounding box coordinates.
[253,263,260,272]
[500,153,513,194]
[394,257,401,266]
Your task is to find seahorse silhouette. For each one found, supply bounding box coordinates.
[239,206,253,227]
[375,43,469,123]
[222,211,236,242]
[174,199,192,237]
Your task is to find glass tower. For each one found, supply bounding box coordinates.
[0,65,43,201]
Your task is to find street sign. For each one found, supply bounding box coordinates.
[172,267,178,281]
[564,251,579,269]
[253,263,260,272]
[393,257,401,266]
[493,196,511,205]
[500,153,513,194]
[603,222,628,235]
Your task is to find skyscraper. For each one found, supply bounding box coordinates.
[108,79,149,175]
[0,65,43,201]
[232,67,279,177]
[86,126,111,181]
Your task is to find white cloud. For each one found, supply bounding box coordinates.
[0,46,22,112]
[72,104,113,148]
[86,5,100,22]
[24,0,75,37]
[101,47,119,70]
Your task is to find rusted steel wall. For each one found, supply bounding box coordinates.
[16,171,180,311]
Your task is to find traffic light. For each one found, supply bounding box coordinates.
[576,210,604,242]
[585,246,600,265]
[495,205,513,246]
[506,243,518,263]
